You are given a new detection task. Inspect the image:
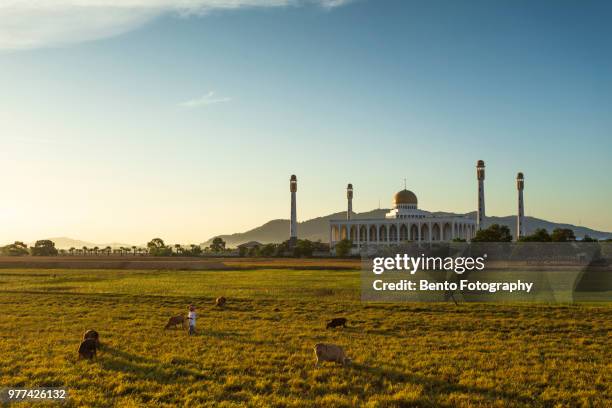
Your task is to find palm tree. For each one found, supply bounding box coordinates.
[93,246,99,256]
[174,244,181,255]
[132,246,137,256]
[69,247,75,256]
[82,246,88,256]
[105,246,111,256]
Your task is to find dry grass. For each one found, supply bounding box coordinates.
[0,268,610,407]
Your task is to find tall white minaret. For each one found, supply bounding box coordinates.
[476,160,486,230]
[516,172,525,240]
[289,175,297,246]
[346,183,353,220]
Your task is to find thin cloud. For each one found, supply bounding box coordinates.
[0,1,354,51]
[179,92,232,108]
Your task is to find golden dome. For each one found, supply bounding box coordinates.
[393,189,417,205]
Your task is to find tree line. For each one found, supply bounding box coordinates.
[0,237,331,258]
[471,224,611,243]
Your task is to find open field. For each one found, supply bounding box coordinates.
[0,256,361,271]
[0,268,611,407]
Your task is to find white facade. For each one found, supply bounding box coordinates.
[329,188,476,253]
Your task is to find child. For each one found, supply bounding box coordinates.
[188,305,196,335]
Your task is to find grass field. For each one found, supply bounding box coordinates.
[0,267,611,407]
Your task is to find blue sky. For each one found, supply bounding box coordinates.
[1,0,611,244]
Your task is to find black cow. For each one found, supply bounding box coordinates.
[78,338,97,360]
[326,318,348,329]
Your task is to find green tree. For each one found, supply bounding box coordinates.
[30,240,59,256]
[472,224,512,242]
[582,235,598,242]
[1,241,29,256]
[551,228,576,242]
[294,239,314,257]
[209,237,226,253]
[518,228,551,242]
[248,245,260,257]
[189,244,203,256]
[259,243,276,257]
[275,241,289,257]
[335,239,353,257]
[147,238,172,256]
[238,246,248,257]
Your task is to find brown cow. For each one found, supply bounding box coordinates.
[313,343,352,367]
[215,297,226,307]
[83,329,100,347]
[78,338,97,360]
[326,318,347,329]
[164,315,185,330]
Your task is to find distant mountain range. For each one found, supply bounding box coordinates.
[9,211,610,250]
[26,237,133,250]
[202,209,612,247]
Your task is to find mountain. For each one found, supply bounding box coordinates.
[26,237,133,250]
[202,209,612,247]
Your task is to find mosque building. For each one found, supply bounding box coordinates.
[328,185,476,252]
[289,161,525,253]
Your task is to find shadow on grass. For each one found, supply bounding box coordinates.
[351,362,536,406]
[99,345,206,383]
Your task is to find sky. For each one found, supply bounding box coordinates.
[1,0,611,245]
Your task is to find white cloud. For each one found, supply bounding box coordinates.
[179,91,232,108]
[0,1,353,51]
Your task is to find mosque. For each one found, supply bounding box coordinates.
[328,186,477,251]
[288,161,525,253]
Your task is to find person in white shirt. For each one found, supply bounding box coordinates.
[188,305,196,335]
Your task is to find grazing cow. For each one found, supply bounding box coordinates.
[215,297,226,307]
[313,343,351,367]
[165,315,185,330]
[326,317,347,329]
[78,338,97,360]
[83,329,100,347]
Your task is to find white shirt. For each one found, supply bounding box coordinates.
[188,311,196,326]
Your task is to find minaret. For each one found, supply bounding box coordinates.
[476,160,486,230]
[289,175,297,246]
[346,183,353,220]
[516,172,525,240]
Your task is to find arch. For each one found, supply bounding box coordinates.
[349,225,358,241]
[443,223,452,241]
[421,224,430,242]
[379,225,388,242]
[399,224,409,241]
[369,225,378,242]
[410,224,419,241]
[432,223,441,241]
[340,225,348,240]
[389,225,398,242]
[359,225,367,242]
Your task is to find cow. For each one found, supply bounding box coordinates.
[313,343,352,367]
[165,315,185,330]
[83,329,100,347]
[78,338,97,360]
[215,297,226,307]
[326,317,347,329]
